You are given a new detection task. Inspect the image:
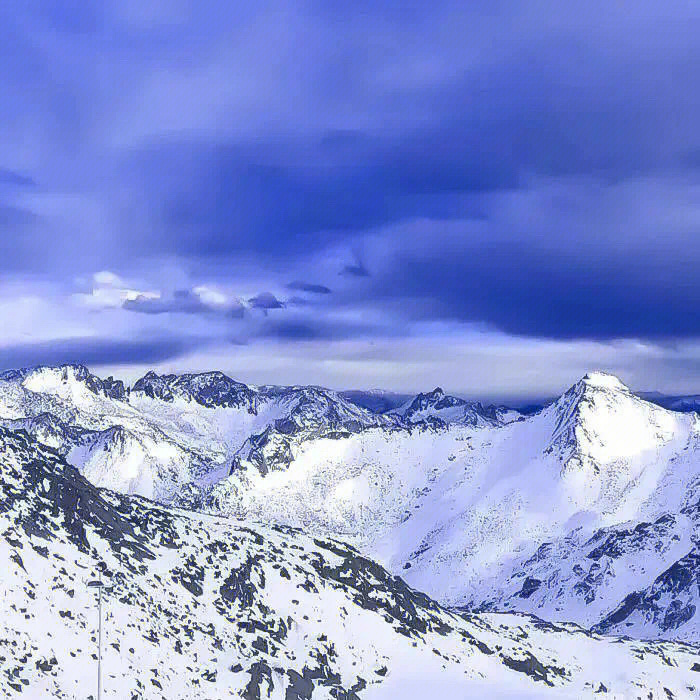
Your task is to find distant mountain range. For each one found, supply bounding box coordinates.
[640,392,700,414]
[0,363,699,656]
[339,389,413,413]
[342,386,700,416]
[0,364,519,500]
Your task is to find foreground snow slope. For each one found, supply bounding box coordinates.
[0,426,699,699]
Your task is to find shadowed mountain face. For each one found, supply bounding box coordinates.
[0,425,699,698]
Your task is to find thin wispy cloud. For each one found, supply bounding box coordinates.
[287,281,332,294]
[123,289,242,316]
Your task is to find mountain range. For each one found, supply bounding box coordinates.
[1,362,700,696]
[2,424,699,697]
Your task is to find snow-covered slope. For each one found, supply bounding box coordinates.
[207,371,700,640]
[392,373,700,638]
[1,426,698,698]
[467,512,700,639]
[2,364,700,643]
[0,365,394,499]
[452,373,700,640]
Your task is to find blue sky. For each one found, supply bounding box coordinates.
[0,1,699,398]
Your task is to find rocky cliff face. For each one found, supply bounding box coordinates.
[131,370,259,410]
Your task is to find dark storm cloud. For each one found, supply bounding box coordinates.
[367,230,700,340]
[0,205,36,228]
[0,205,42,264]
[152,137,514,261]
[256,320,335,341]
[286,296,311,307]
[248,292,285,311]
[253,317,389,342]
[0,169,35,187]
[0,1,698,344]
[340,263,370,278]
[0,336,196,370]
[287,281,332,294]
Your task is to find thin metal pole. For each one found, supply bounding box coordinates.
[97,578,102,700]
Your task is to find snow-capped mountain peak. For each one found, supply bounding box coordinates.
[396,386,458,412]
[391,386,515,428]
[8,363,126,401]
[402,386,461,413]
[546,371,684,469]
[131,370,258,410]
[580,370,629,390]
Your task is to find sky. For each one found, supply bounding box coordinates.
[0,1,699,400]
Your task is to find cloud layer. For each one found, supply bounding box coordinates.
[0,1,698,392]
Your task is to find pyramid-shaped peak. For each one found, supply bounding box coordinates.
[546,370,671,464]
[551,372,631,430]
[580,371,629,391]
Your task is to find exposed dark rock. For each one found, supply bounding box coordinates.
[518,577,542,599]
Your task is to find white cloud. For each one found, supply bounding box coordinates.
[191,285,228,307]
[73,271,161,310]
[93,270,126,287]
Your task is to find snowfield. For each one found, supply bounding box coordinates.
[1,364,699,647]
[208,372,700,641]
[0,427,698,698]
